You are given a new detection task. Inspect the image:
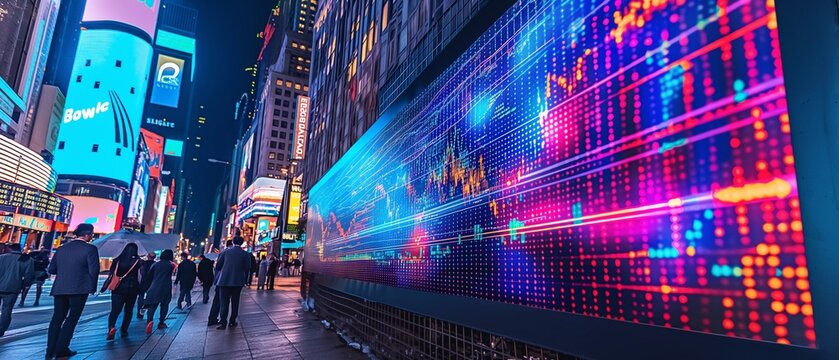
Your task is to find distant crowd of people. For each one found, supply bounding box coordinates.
[0,223,303,359]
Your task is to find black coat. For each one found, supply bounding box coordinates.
[143,261,175,305]
[102,256,142,295]
[139,259,155,291]
[175,260,197,288]
[197,258,214,285]
[267,259,279,276]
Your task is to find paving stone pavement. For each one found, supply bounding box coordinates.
[0,277,367,360]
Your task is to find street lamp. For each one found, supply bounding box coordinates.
[207,158,231,165]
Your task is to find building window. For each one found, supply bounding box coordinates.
[282,111,289,117]
[280,132,287,139]
[76,75,82,83]
[275,88,282,95]
[271,130,278,137]
[294,83,302,90]
[268,163,275,170]
[274,109,281,116]
[115,60,122,67]
[116,148,121,156]
[270,141,277,148]
[273,120,280,127]
[274,99,282,106]
[285,81,292,87]
[58,141,65,150]
[283,100,290,108]
[269,152,276,159]
[278,153,285,161]
[284,90,291,97]
[94,81,100,89]
[92,144,99,152]
[85,59,91,66]
[281,121,288,128]
[279,143,286,150]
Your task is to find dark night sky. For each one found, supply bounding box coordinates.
[181,0,277,242]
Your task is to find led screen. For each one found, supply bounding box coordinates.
[127,148,150,222]
[53,30,153,186]
[306,0,816,348]
[66,196,123,234]
[149,54,185,108]
[141,129,164,179]
[82,0,160,39]
[163,138,182,157]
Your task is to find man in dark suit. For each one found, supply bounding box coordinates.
[197,255,214,304]
[208,240,233,326]
[46,223,99,359]
[214,236,251,329]
[175,253,197,309]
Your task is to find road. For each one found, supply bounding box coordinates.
[3,276,112,334]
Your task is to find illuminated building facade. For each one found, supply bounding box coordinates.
[301,0,839,358]
[0,0,62,147]
[143,1,197,234]
[48,0,160,235]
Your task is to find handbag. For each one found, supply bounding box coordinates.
[106,259,141,291]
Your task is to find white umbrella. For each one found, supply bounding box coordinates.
[92,230,179,258]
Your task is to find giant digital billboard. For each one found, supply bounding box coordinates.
[82,0,160,39]
[306,0,817,352]
[149,54,185,108]
[53,30,153,186]
[66,196,123,234]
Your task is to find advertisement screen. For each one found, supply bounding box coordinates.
[127,149,149,222]
[153,185,167,233]
[306,0,816,349]
[0,0,35,93]
[81,0,160,39]
[66,196,123,234]
[141,129,164,179]
[149,54,185,108]
[53,30,153,186]
[293,96,309,160]
[163,139,182,156]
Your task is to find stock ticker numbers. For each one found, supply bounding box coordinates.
[305,0,816,347]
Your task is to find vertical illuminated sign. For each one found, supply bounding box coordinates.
[287,184,302,226]
[293,96,309,160]
[154,186,168,233]
[141,129,164,179]
[149,55,185,108]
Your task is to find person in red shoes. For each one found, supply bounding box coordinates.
[141,249,175,334]
[101,243,142,340]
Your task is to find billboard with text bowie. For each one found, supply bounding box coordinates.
[53,30,153,186]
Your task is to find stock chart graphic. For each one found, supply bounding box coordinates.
[305,0,816,347]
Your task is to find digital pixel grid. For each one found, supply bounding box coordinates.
[305,0,816,347]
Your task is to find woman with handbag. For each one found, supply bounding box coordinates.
[101,243,142,340]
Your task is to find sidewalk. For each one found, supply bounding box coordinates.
[0,277,367,360]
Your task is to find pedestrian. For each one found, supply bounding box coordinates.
[283,255,292,277]
[19,247,49,307]
[197,255,214,304]
[102,243,142,340]
[267,255,278,290]
[257,255,268,290]
[0,243,35,337]
[136,252,156,320]
[174,253,197,309]
[214,236,251,330]
[46,223,99,359]
[292,257,302,276]
[142,249,175,334]
[208,240,233,326]
[247,253,257,286]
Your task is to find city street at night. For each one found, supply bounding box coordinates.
[2,0,839,359]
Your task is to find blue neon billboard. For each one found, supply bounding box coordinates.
[53,30,153,186]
